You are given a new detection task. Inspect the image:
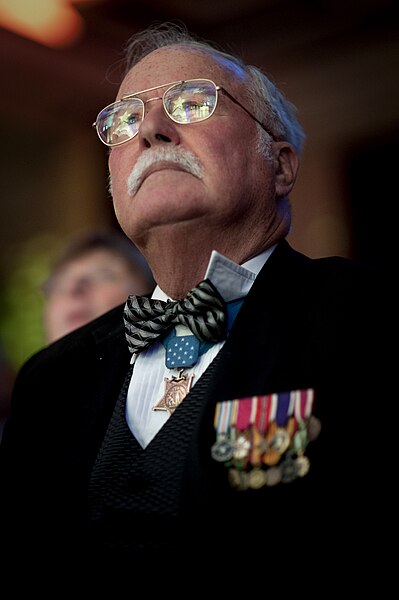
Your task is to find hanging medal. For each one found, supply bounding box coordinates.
[153,333,200,415]
[153,367,195,415]
[153,299,244,416]
[153,331,214,414]
[211,400,235,462]
[280,389,315,482]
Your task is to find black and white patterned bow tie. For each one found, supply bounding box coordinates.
[123,278,227,355]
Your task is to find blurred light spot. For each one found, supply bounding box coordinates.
[0,0,98,48]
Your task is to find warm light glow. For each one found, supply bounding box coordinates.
[0,0,98,48]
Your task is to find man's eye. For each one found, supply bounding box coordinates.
[116,110,140,126]
[126,112,141,124]
[182,101,202,111]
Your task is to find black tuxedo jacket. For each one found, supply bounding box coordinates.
[0,240,394,581]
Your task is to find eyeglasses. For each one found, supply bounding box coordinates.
[93,78,277,147]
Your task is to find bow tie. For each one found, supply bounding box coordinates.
[123,278,227,355]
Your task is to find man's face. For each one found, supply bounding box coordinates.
[108,47,277,252]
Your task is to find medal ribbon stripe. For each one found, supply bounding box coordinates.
[250,397,258,426]
[230,400,238,445]
[303,388,314,417]
[270,394,278,424]
[293,389,314,422]
[257,396,268,434]
[221,400,232,435]
[265,394,273,429]
[236,397,253,430]
[213,402,221,429]
[276,392,290,426]
[288,391,295,418]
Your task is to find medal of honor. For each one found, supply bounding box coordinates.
[153,331,203,415]
[153,368,194,415]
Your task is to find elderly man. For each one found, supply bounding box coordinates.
[1,22,392,584]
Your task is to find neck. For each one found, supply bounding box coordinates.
[137,226,212,299]
[153,256,211,300]
[134,207,290,299]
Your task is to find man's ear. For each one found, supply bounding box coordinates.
[274,142,300,198]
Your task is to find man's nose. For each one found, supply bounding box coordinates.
[138,99,181,149]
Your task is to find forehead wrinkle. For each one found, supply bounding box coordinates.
[120,47,248,101]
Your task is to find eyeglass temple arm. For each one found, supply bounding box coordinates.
[219,87,277,140]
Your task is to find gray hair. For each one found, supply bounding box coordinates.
[122,21,305,154]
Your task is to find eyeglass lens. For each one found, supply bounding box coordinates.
[96,80,218,146]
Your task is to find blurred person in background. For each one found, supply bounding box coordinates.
[0,230,154,440]
[42,229,155,343]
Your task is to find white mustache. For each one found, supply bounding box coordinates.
[127,147,204,196]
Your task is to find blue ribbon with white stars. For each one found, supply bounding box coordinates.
[163,298,243,369]
[164,333,202,369]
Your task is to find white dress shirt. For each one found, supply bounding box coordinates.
[126,247,275,448]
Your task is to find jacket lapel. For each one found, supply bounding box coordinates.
[206,240,313,402]
[80,304,132,474]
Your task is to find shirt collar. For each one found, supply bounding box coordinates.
[153,245,276,303]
